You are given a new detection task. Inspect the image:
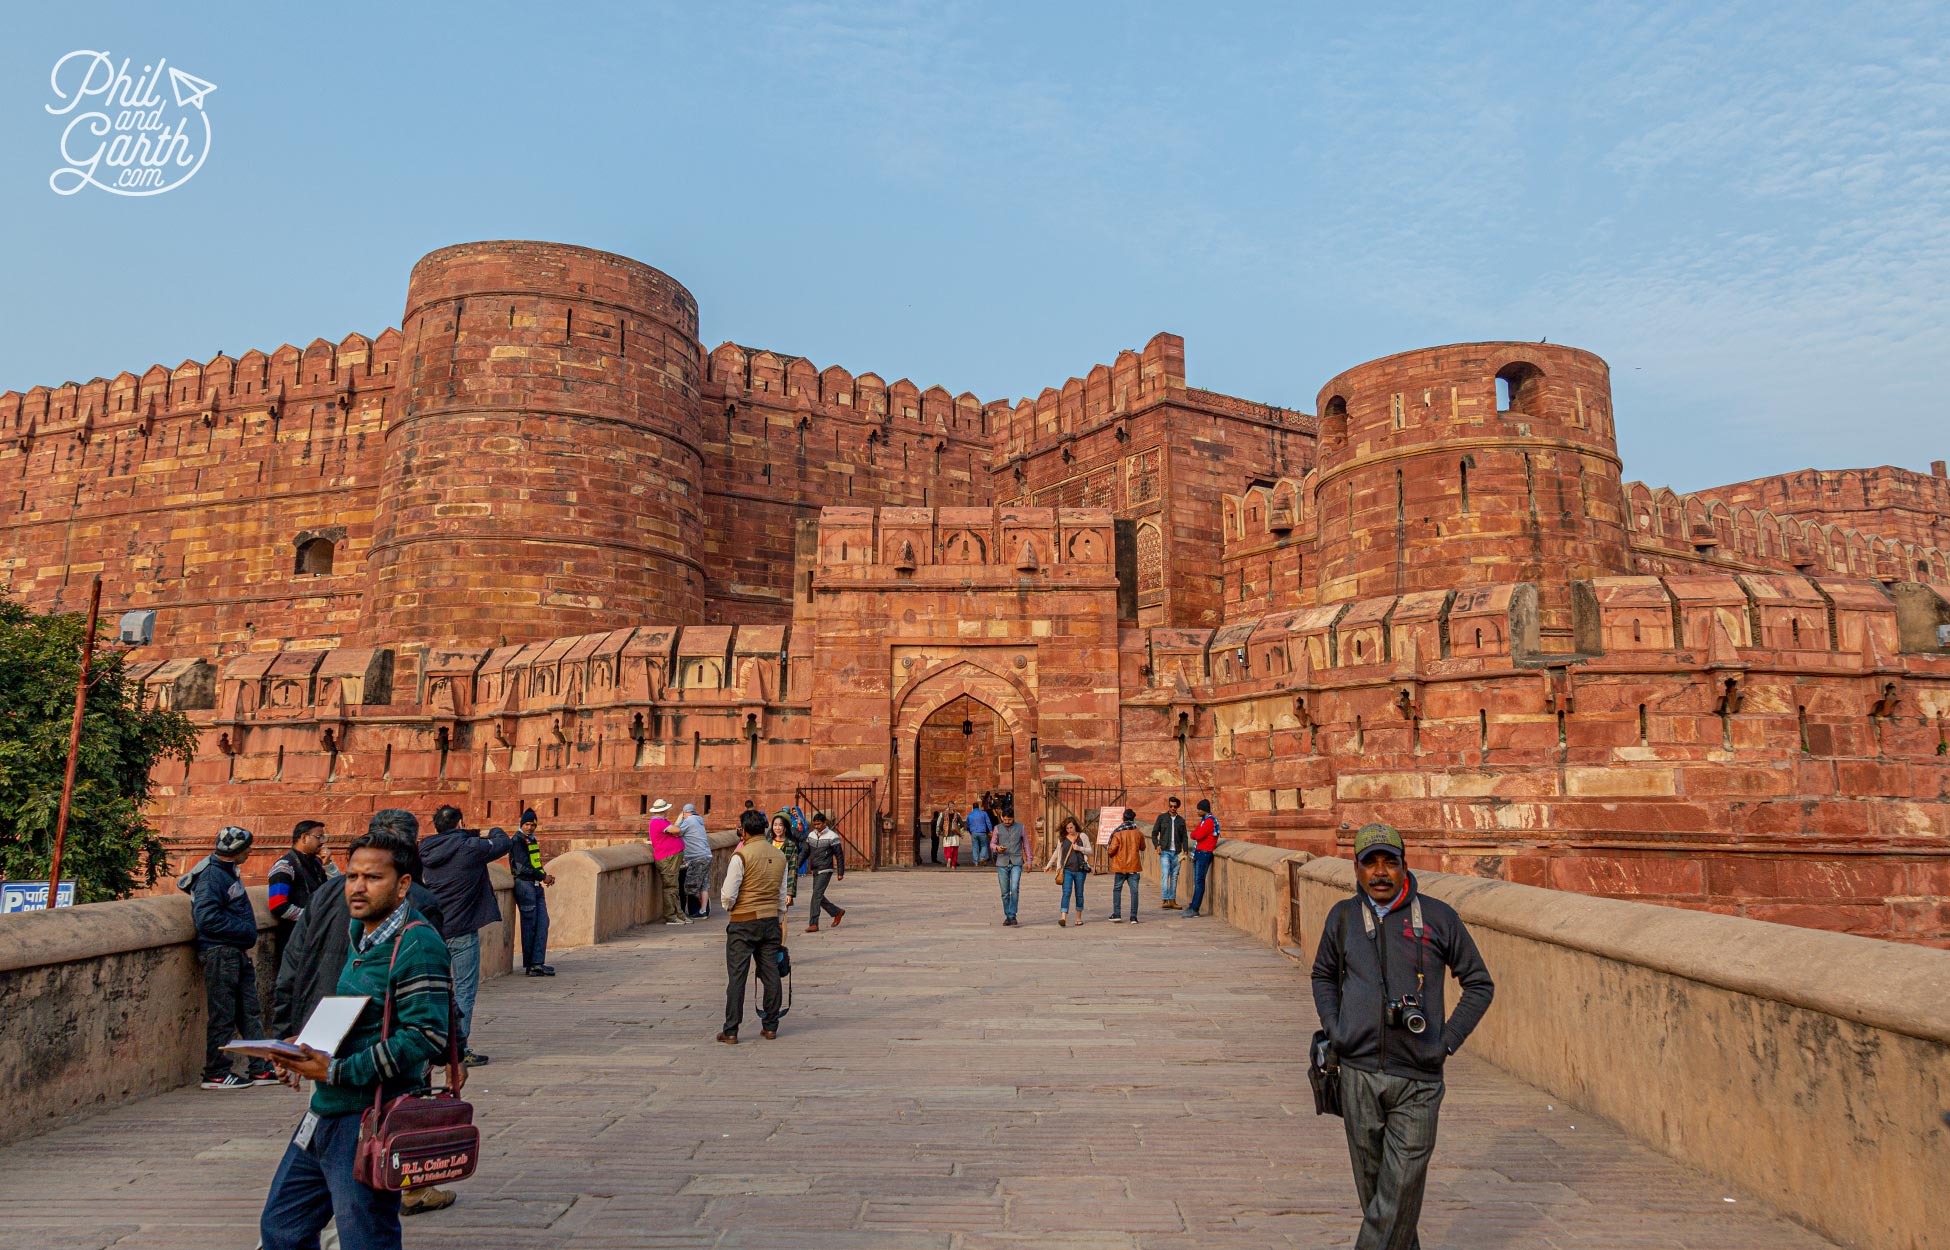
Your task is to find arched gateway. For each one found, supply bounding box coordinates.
[803,506,1126,869]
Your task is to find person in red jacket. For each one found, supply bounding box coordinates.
[1184,799,1220,917]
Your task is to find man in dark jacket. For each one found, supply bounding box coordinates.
[509,808,555,976]
[1149,797,1189,910]
[267,820,330,952]
[419,805,511,1066]
[190,825,276,1090]
[1311,823,1495,1250]
[796,811,846,933]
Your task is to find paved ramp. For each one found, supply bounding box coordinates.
[0,872,1837,1249]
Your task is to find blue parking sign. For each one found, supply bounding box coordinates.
[1,881,77,912]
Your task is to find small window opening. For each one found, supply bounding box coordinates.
[296,537,335,576]
[1791,619,1800,646]
[1495,362,1544,414]
[1632,618,1641,643]
[1638,703,1648,745]
[1478,709,1489,751]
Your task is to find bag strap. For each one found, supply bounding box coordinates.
[370,918,460,1111]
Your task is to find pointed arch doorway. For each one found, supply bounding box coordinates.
[914,695,1013,863]
[891,658,1037,868]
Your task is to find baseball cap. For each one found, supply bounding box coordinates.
[1352,823,1405,863]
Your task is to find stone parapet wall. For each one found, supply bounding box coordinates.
[0,871,512,1148]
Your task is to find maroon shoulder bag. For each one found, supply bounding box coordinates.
[351,920,481,1191]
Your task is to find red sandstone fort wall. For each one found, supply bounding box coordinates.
[7,239,1947,943]
[0,333,397,657]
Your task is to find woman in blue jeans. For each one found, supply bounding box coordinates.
[1044,817,1091,927]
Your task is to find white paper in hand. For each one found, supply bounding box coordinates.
[223,995,370,1062]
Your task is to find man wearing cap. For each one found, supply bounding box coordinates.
[646,799,687,925]
[1311,823,1495,1250]
[192,825,277,1089]
[509,809,555,976]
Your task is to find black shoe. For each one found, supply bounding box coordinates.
[201,1073,252,1090]
[526,967,547,976]
[539,965,556,976]
[462,1050,490,1067]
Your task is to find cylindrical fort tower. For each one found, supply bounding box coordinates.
[362,241,705,646]
[1311,342,1631,646]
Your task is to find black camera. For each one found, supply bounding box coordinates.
[1386,994,1428,1035]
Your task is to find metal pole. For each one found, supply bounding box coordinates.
[44,576,102,910]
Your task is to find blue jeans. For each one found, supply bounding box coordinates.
[973,832,991,863]
[514,879,550,969]
[445,931,481,1046]
[260,1109,401,1249]
[995,863,1022,919]
[1158,849,1181,902]
[1188,849,1214,914]
[1060,869,1087,914]
[1113,872,1140,919]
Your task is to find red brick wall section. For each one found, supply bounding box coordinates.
[4,241,1944,943]
[0,333,397,658]
[1310,343,1630,650]
[362,242,707,646]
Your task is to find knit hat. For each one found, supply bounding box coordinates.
[520,808,539,825]
[215,825,254,856]
[1196,799,1212,813]
[650,798,672,815]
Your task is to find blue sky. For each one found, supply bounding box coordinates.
[1,1,1944,492]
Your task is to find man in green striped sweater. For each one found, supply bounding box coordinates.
[259,829,454,1250]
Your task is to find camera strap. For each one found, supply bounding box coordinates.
[1361,895,1429,995]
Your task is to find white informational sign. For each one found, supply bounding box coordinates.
[1,881,77,912]
[1095,809,1123,846]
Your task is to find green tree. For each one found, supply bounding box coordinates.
[0,595,200,902]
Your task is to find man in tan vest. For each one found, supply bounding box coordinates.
[717,809,790,1044]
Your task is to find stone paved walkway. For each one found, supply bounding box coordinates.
[0,872,1836,1249]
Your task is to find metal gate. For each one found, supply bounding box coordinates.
[1044,782,1127,870]
[796,782,881,870]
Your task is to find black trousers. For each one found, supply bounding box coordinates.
[808,869,842,919]
[200,945,269,1080]
[723,916,784,1035]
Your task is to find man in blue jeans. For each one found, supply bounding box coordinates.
[1185,798,1219,917]
[260,828,454,1250]
[418,805,510,1065]
[965,798,994,867]
[990,809,1028,926]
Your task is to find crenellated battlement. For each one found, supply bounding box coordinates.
[705,342,995,440]
[1627,480,1950,583]
[0,329,401,444]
